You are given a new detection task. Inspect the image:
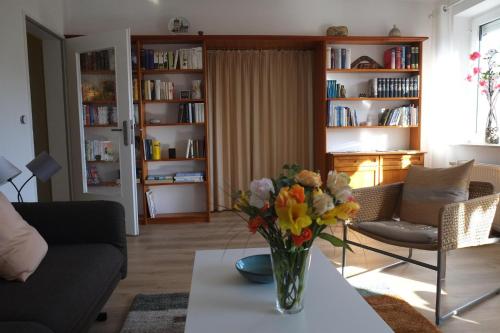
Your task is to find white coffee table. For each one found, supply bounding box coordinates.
[185,247,393,333]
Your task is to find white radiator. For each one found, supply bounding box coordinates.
[469,163,500,232]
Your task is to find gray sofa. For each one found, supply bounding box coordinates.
[0,201,127,333]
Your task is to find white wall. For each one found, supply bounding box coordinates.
[63,0,436,36]
[0,0,64,201]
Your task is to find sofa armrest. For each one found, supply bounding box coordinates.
[13,200,127,278]
[439,193,500,251]
[352,183,403,223]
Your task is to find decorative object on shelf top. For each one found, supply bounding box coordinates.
[233,165,360,314]
[326,26,348,36]
[351,56,382,69]
[466,49,499,144]
[388,25,401,37]
[168,16,190,34]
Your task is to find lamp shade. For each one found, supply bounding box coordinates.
[26,151,61,182]
[0,156,22,185]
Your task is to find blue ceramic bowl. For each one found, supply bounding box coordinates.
[235,254,273,284]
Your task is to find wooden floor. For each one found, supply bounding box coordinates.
[90,212,500,333]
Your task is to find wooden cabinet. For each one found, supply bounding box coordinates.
[329,152,424,189]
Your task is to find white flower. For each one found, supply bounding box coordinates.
[313,193,334,216]
[249,178,274,208]
[335,187,353,203]
[327,171,353,203]
[327,171,350,194]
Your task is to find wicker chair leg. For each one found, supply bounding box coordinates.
[440,251,447,280]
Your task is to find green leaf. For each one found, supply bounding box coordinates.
[318,233,353,252]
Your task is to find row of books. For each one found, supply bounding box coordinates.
[379,105,418,127]
[145,172,205,184]
[82,105,117,126]
[85,140,115,161]
[326,48,352,69]
[383,46,419,69]
[178,103,205,123]
[142,80,175,100]
[186,139,206,158]
[369,76,419,98]
[326,104,359,127]
[140,47,203,70]
[326,80,345,98]
[80,50,115,71]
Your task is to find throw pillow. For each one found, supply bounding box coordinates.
[400,160,474,227]
[0,192,48,282]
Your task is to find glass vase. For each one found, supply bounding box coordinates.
[270,246,311,314]
[485,105,499,144]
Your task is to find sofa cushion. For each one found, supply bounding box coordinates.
[0,192,48,282]
[356,220,438,244]
[400,160,474,227]
[0,244,124,333]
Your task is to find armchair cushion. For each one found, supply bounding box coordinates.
[400,160,474,227]
[356,220,438,244]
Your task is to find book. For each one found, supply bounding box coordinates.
[326,47,332,69]
[145,190,156,218]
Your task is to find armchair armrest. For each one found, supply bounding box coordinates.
[439,193,500,251]
[352,182,403,223]
[13,200,127,278]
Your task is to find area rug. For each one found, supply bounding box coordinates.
[120,292,440,333]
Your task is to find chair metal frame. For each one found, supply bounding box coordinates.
[341,222,500,325]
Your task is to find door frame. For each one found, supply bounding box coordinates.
[24,16,72,201]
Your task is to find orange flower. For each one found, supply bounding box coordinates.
[295,170,322,187]
[248,216,266,234]
[292,227,313,247]
[289,184,305,203]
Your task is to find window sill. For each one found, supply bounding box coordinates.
[451,143,500,148]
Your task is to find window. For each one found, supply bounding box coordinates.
[476,18,500,133]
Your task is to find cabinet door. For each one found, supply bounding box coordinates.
[379,154,424,185]
[65,29,139,235]
[332,155,379,189]
[335,166,379,189]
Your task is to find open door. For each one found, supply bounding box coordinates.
[66,29,139,235]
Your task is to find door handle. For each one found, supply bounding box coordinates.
[111,121,130,146]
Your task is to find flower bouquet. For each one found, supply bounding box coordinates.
[467,49,500,144]
[233,165,360,314]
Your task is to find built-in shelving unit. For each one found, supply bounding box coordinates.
[314,36,427,186]
[132,35,210,224]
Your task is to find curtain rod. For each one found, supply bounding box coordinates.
[442,0,467,12]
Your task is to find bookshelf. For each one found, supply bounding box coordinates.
[316,36,428,188]
[132,36,210,224]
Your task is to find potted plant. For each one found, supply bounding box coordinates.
[233,165,359,314]
[467,49,500,144]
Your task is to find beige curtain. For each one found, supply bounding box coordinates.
[208,50,313,211]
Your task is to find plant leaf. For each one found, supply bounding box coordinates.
[318,233,353,252]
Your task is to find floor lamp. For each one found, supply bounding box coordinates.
[0,152,61,202]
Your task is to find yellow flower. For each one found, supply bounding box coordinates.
[317,200,360,225]
[295,170,322,188]
[276,187,312,235]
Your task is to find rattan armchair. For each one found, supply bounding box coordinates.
[342,181,500,325]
